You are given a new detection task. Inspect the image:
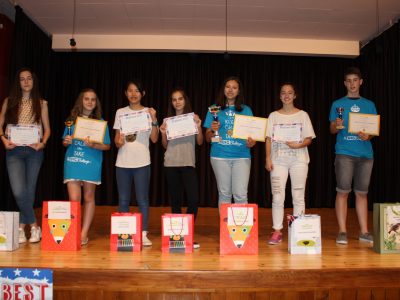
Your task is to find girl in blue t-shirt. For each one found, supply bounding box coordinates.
[62,88,111,245]
[204,76,256,208]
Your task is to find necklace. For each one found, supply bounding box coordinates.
[230,207,249,226]
[21,96,31,101]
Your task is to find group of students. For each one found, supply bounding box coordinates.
[0,66,377,248]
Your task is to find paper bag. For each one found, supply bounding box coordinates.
[288,214,321,254]
[110,212,142,252]
[162,214,194,253]
[41,201,81,251]
[373,203,400,254]
[220,204,258,255]
[0,212,19,251]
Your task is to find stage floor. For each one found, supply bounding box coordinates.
[1,206,400,300]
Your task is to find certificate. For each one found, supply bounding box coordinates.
[164,113,198,140]
[232,115,267,142]
[119,110,151,134]
[272,123,302,143]
[348,113,380,136]
[8,124,40,146]
[73,117,107,143]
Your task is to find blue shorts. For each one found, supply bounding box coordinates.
[334,154,373,194]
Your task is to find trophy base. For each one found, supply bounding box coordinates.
[336,126,345,130]
[211,136,221,143]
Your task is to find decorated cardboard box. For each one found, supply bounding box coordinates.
[0,212,19,251]
[41,201,81,251]
[220,204,258,255]
[288,214,321,254]
[110,212,142,252]
[161,214,193,253]
[373,203,400,254]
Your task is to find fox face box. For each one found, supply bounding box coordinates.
[41,201,81,251]
[220,204,258,255]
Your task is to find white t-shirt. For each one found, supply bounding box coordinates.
[113,106,151,168]
[266,110,316,163]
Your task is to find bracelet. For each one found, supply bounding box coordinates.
[151,121,159,127]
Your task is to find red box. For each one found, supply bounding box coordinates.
[110,213,142,252]
[41,201,81,251]
[161,214,194,253]
[220,203,258,255]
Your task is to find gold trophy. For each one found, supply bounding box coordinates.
[336,107,345,129]
[64,116,74,135]
[208,105,221,143]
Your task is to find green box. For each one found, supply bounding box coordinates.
[373,203,400,254]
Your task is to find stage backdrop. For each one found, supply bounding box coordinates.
[1,6,399,211]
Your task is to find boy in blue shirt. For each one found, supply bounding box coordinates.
[329,67,377,244]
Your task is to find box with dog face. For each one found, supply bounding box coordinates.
[41,201,81,251]
[220,204,258,255]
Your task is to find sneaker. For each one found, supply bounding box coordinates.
[29,226,41,243]
[142,231,152,246]
[336,232,348,245]
[359,232,373,243]
[268,231,283,245]
[193,242,200,249]
[18,228,27,244]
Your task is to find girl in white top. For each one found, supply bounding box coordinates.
[113,79,159,246]
[265,83,316,245]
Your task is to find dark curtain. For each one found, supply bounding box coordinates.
[1,6,399,211]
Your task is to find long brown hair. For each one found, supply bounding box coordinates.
[167,88,193,117]
[69,88,102,121]
[5,68,42,124]
[216,76,244,112]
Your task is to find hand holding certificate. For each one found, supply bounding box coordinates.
[348,113,380,136]
[232,115,268,142]
[119,110,151,135]
[164,113,198,140]
[73,117,107,143]
[8,124,41,146]
[272,123,302,143]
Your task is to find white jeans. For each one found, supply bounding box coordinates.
[270,157,308,230]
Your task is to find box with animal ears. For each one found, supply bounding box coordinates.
[220,204,258,255]
[41,201,81,251]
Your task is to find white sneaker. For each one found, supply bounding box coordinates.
[19,228,27,244]
[29,226,41,243]
[142,231,152,246]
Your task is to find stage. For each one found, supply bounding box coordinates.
[1,206,400,300]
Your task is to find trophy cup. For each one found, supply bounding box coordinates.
[336,107,345,130]
[208,105,221,143]
[64,116,74,136]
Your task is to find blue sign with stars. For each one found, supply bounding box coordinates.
[0,268,53,299]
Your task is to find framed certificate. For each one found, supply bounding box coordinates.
[73,117,107,143]
[348,113,380,136]
[8,124,41,146]
[232,115,268,142]
[119,110,151,134]
[164,113,198,140]
[272,123,302,143]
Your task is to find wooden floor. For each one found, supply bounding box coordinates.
[1,206,400,300]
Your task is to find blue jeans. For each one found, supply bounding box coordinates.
[6,147,44,225]
[210,158,251,207]
[116,165,150,231]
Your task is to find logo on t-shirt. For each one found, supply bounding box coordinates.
[351,104,360,112]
